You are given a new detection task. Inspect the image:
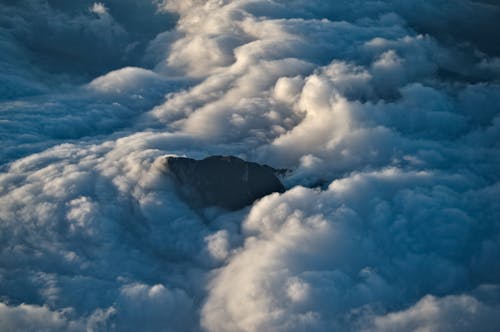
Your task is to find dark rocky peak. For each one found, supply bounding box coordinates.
[163,155,285,211]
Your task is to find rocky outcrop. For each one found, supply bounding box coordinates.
[163,155,285,211]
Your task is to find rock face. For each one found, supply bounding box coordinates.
[164,155,285,211]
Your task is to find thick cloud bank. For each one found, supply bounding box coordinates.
[1,0,500,331]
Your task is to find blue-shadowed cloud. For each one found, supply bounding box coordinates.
[0,1,499,331]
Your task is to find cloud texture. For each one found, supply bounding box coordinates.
[1,0,500,331]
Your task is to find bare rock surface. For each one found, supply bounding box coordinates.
[164,155,285,211]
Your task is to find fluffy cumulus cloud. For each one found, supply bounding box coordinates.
[1,0,500,331]
[202,169,500,331]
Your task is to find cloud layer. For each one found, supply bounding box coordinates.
[1,0,499,331]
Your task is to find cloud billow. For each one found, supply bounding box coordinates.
[0,0,499,331]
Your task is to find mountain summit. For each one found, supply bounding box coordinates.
[164,155,285,210]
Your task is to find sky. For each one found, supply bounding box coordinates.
[0,0,500,331]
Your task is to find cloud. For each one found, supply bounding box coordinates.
[1,0,500,331]
[366,289,500,332]
[90,2,108,16]
[0,0,177,100]
[0,302,83,332]
[113,282,196,332]
[202,168,500,331]
[0,140,209,329]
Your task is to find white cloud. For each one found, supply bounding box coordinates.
[202,168,500,331]
[366,291,500,332]
[0,303,83,332]
[1,0,500,331]
[90,2,108,16]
